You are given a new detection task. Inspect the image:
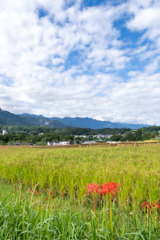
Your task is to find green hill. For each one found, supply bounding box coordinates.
[0,108,66,128]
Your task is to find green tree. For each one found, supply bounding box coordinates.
[125,132,135,141]
[135,129,142,141]
[110,135,121,141]
[65,135,74,143]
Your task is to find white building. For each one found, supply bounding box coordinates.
[79,135,87,138]
[105,135,112,138]
[82,141,97,145]
[47,141,70,146]
[2,130,8,135]
[93,134,112,139]
[61,141,70,145]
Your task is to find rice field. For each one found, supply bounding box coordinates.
[0,145,160,239]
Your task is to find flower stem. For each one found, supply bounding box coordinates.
[110,195,113,233]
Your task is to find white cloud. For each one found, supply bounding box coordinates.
[0,0,160,125]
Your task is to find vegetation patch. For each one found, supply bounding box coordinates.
[0,145,160,239]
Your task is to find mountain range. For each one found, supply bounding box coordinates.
[0,108,150,129]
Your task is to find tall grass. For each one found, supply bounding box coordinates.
[0,187,159,240]
[0,145,160,209]
[0,145,160,239]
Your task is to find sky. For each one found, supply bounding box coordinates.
[0,0,160,125]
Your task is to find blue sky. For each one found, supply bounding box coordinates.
[0,0,160,125]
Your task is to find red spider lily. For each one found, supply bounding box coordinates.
[17,187,19,190]
[155,201,160,208]
[49,191,53,195]
[142,201,151,210]
[20,180,22,184]
[51,195,54,199]
[87,183,100,194]
[46,197,49,201]
[99,182,120,197]
[152,201,160,209]
[30,189,33,193]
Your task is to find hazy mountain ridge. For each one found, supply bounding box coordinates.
[0,109,150,129]
[0,109,66,128]
[21,113,150,129]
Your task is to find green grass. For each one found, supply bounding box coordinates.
[0,190,160,239]
[0,145,160,239]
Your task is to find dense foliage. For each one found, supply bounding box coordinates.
[0,125,159,145]
[0,125,131,135]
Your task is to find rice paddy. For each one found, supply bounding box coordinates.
[0,145,160,239]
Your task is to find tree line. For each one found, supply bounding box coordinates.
[0,125,159,145]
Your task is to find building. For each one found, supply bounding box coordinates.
[93,134,112,139]
[47,141,56,146]
[2,130,8,135]
[47,141,70,146]
[105,135,112,138]
[79,135,87,138]
[61,141,70,145]
[82,141,97,145]
[12,142,21,146]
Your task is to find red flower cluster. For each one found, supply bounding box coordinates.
[142,200,160,210]
[87,182,120,197]
[152,201,160,209]
[87,183,100,194]
[142,201,151,210]
[99,182,120,197]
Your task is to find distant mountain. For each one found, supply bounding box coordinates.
[114,122,149,129]
[0,108,29,126]
[60,117,149,129]
[0,109,150,129]
[20,115,67,128]
[60,117,120,129]
[0,109,67,128]
[21,113,76,127]
[21,113,150,129]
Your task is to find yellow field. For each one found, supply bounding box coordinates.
[0,145,160,210]
[144,139,160,142]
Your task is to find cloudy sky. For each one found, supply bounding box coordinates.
[0,0,160,125]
